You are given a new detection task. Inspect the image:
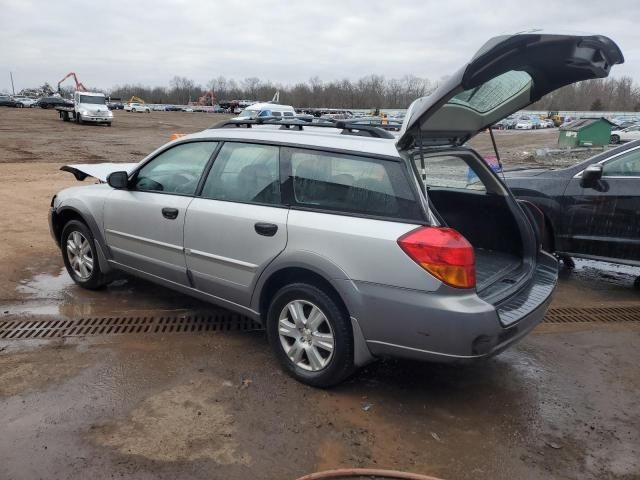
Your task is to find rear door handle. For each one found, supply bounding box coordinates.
[255,222,278,237]
[162,207,179,220]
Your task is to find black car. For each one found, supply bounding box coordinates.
[37,96,72,109]
[0,95,19,107]
[505,140,640,274]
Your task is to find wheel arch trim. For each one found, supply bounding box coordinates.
[54,205,112,273]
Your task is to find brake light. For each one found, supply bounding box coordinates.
[398,227,476,289]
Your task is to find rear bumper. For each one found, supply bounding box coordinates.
[347,252,558,363]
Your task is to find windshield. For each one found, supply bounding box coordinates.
[238,108,259,119]
[79,95,105,105]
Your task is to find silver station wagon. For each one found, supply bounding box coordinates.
[50,33,623,386]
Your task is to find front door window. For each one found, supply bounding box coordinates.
[133,141,218,195]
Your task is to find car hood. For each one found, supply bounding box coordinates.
[78,103,109,112]
[61,163,138,182]
[397,32,623,151]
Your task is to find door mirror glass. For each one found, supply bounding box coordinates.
[107,171,129,189]
[580,164,603,189]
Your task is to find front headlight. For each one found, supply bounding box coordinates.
[80,110,88,115]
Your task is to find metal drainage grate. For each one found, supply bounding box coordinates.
[544,305,640,324]
[0,313,263,340]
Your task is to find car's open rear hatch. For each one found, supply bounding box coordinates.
[396,32,623,151]
[398,31,622,306]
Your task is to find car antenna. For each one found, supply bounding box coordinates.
[488,126,506,182]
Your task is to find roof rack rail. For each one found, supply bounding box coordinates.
[208,117,396,139]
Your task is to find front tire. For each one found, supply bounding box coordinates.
[266,283,354,388]
[611,134,620,144]
[61,220,108,289]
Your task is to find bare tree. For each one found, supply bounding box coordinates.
[108,74,639,110]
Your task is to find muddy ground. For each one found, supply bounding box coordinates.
[1,108,639,480]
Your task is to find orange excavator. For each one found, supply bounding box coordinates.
[57,72,88,93]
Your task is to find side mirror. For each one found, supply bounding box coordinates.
[107,171,129,189]
[580,164,603,189]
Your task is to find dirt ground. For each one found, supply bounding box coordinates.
[1,108,639,480]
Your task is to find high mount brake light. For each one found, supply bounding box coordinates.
[398,227,476,289]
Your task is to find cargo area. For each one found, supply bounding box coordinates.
[427,180,529,297]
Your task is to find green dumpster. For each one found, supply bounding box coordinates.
[558,117,616,147]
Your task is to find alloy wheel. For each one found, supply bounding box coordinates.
[66,231,94,280]
[278,300,335,371]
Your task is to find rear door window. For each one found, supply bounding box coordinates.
[201,142,281,205]
[284,148,422,220]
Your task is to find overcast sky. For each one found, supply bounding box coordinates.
[1,0,639,93]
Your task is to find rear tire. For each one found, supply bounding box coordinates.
[266,282,354,388]
[61,220,108,290]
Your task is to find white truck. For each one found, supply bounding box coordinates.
[56,91,113,126]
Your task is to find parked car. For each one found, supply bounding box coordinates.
[124,102,150,113]
[530,117,542,129]
[233,102,297,120]
[348,116,403,131]
[13,96,38,108]
[505,140,640,274]
[610,124,640,144]
[0,95,18,107]
[515,115,534,129]
[49,32,623,386]
[107,101,124,110]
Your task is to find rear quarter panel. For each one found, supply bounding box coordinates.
[284,210,441,291]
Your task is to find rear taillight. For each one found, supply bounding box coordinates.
[398,227,476,289]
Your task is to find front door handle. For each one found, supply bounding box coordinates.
[255,222,278,237]
[162,207,179,220]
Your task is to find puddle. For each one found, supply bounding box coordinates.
[4,266,215,321]
[16,267,75,299]
[567,258,640,286]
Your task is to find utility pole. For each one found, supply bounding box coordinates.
[10,72,15,95]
